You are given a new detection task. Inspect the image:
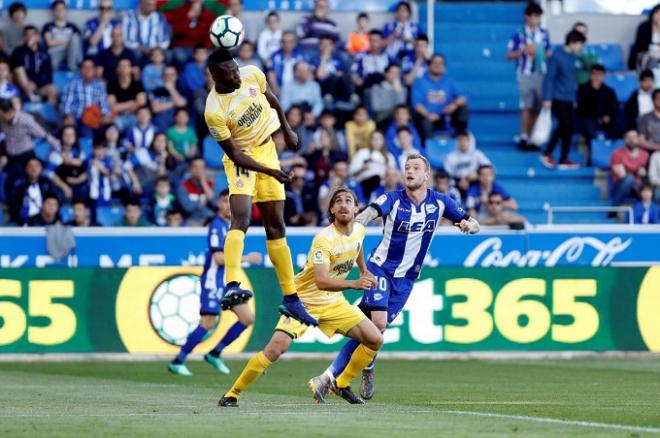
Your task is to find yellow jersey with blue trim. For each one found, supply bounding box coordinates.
[204,65,280,152]
[294,222,367,306]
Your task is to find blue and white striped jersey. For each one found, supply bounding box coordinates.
[201,216,229,291]
[369,189,467,280]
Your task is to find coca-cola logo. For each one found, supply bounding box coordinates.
[464,237,633,267]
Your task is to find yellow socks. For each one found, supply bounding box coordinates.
[224,230,245,284]
[266,238,296,296]
[335,345,378,388]
[225,351,272,399]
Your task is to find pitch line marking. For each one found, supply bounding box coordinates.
[439,409,660,434]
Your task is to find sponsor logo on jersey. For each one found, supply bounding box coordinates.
[237,102,264,128]
[333,258,355,275]
[313,249,324,264]
[397,220,437,233]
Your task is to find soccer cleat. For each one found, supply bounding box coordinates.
[218,395,239,407]
[557,159,580,170]
[278,295,318,327]
[168,362,193,376]
[204,353,230,374]
[308,375,331,404]
[331,385,364,405]
[221,282,254,310]
[539,153,555,169]
[360,367,375,400]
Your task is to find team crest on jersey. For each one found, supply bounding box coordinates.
[375,194,387,205]
[425,204,437,214]
[249,88,257,98]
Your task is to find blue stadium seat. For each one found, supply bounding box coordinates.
[214,172,229,193]
[53,71,78,92]
[590,44,626,71]
[426,138,455,169]
[23,102,58,126]
[96,206,124,227]
[79,137,93,157]
[592,138,624,170]
[203,136,224,169]
[605,73,638,102]
[59,206,73,224]
[34,139,51,162]
[0,171,6,203]
[435,43,509,63]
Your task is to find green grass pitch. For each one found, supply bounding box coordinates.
[1,358,660,437]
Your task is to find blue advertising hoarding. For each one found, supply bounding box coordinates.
[0,226,658,268]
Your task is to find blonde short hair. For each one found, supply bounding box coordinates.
[405,153,431,171]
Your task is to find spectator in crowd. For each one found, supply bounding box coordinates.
[83,0,121,56]
[304,128,343,187]
[284,163,319,226]
[318,160,366,217]
[0,98,61,194]
[150,65,188,132]
[345,105,376,157]
[610,130,649,209]
[160,0,216,67]
[192,67,212,140]
[8,157,63,225]
[87,141,117,211]
[1,2,27,55]
[26,192,61,226]
[116,197,151,226]
[235,40,263,70]
[412,54,468,140]
[296,0,340,51]
[402,34,430,87]
[48,125,88,201]
[0,55,21,110]
[444,130,492,195]
[638,89,660,152]
[67,199,98,226]
[167,108,199,165]
[395,126,422,171]
[123,132,171,197]
[349,130,395,200]
[267,31,305,96]
[577,64,621,166]
[100,123,126,178]
[11,25,57,104]
[370,165,403,203]
[382,1,419,58]
[166,208,184,227]
[351,30,390,94]
[141,47,165,92]
[433,169,462,206]
[466,164,517,216]
[280,61,323,117]
[285,105,314,154]
[257,12,282,68]
[624,69,654,131]
[95,27,137,83]
[122,0,171,62]
[649,149,660,201]
[177,157,214,226]
[313,35,351,106]
[42,0,83,71]
[628,4,660,70]
[313,110,346,154]
[108,58,147,131]
[540,30,586,169]
[345,12,370,55]
[179,46,208,99]
[385,104,423,158]
[572,21,598,86]
[370,63,408,124]
[478,192,526,228]
[507,2,550,152]
[633,183,660,224]
[60,57,112,133]
[151,175,176,226]
[124,106,157,151]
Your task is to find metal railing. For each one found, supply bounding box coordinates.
[543,203,634,225]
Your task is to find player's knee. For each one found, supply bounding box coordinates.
[263,342,288,361]
[199,315,216,331]
[264,222,285,240]
[365,331,384,351]
[231,216,250,232]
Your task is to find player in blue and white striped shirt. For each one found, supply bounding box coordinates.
[309,153,479,403]
[122,1,170,61]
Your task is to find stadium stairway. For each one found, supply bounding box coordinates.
[421,2,615,224]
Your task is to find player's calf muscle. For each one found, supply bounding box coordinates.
[263,332,292,361]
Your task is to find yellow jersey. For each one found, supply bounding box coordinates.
[204,65,280,153]
[294,222,367,306]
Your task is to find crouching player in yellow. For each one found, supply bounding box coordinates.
[218,187,384,407]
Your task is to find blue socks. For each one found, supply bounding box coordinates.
[174,325,208,363]
[327,339,360,377]
[210,321,247,357]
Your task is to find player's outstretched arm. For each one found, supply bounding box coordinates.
[265,86,299,151]
[458,217,480,234]
[313,264,373,292]
[355,206,380,226]
[219,137,291,183]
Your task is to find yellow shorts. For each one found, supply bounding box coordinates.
[275,299,365,339]
[222,138,285,203]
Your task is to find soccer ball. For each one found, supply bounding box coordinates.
[149,274,202,346]
[209,15,244,49]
